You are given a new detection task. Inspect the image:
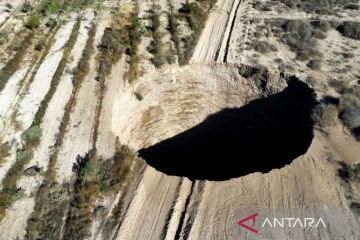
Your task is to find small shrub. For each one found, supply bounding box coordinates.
[50,184,69,202]
[134,92,143,101]
[337,161,360,181]
[350,202,360,216]
[307,59,322,70]
[311,20,331,32]
[0,142,11,166]
[45,18,57,29]
[39,0,62,16]
[5,3,13,9]
[313,29,327,39]
[339,87,360,140]
[13,188,25,200]
[26,16,40,29]
[35,39,46,51]
[21,2,33,13]
[329,79,347,94]
[21,126,42,147]
[16,150,33,161]
[336,22,360,40]
[312,103,338,127]
[80,159,97,181]
[252,41,277,53]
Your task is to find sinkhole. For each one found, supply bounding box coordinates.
[138,77,317,181]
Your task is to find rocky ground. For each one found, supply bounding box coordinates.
[0,0,359,239]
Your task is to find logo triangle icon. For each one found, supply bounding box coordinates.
[238,213,258,234]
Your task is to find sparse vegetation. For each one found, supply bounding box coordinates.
[269,19,326,61]
[125,9,143,81]
[63,146,139,239]
[279,0,358,14]
[167,4,181,63]
[178,2,207,64]
[284,20,321,60]
[0,125,41,220]
[0,146,34,220]
[147,4,166,68]
[73,24,96,84]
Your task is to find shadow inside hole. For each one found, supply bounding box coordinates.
[138,77,317,181]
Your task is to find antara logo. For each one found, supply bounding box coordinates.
[238,213,326,234]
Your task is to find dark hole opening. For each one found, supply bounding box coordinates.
[138,77,317,181]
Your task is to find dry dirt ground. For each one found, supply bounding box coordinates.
[0,0,359,240]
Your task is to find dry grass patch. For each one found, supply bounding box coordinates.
[0,32,34,92]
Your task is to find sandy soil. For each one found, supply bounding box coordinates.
[0,197,35,240]
[0,67,29,128]
[95,58,126,159]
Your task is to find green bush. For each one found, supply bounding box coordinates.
[80,159,97,181]
[21,126,42,147]
[16,150,33,161]
[312,103,338,127]
[26,16,40,29]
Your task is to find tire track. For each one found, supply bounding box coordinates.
[221,0,242,63]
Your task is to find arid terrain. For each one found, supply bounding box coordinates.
[0,0,359,239]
